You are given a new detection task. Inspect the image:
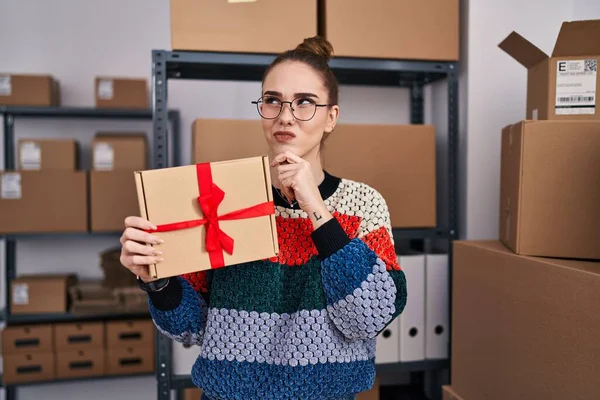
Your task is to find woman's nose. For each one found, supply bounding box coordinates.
[279,102,295,123]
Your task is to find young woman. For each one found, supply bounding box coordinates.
[120,36,407,400]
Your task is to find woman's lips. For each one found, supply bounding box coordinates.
[273,131,296,142]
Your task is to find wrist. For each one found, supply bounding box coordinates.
[307,202,333,229]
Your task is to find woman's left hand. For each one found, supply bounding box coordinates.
[271,151,333,227]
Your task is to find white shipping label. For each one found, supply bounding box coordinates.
[555,59,597,115]
[98,79,114,100]
[1,173,22,199]
[19,142,42,170]
[94,143,114,170]
[0,75,11,96]
[12,283,29,305]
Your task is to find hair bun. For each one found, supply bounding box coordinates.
[295,36,334,62]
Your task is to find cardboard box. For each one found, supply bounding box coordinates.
[322,124,436,228]
[2,352,55,384]
[134,156,279,278]
[56,349,105,379]
[452,241,600,400]
[0,74,60,106]
[106,320,155,349]
[500,120,600,259]
[90,171,140,232]
[320,0,459,61]
[106,347,154,375]
[356,376,379,400]
[16,139,78,170]
[0,171,88,234]
[170,0,317,53]
[442,386,466,400]
[94,77,148,109]
[69,281,119,314]
[54,322,105,351]
[10,275,77,315]
[2,325,54,355]
[499,20,600,120]
[92,133,148,171]
[192,119,267,164]
[184,388,203,400]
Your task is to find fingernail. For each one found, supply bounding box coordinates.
[150,224,157,230]
[157,258,164,262]
[154,251,163,256]
[155,239,164,244]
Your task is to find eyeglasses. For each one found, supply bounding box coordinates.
[252,96,333,121]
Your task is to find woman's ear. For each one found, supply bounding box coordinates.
[324,105,339,134]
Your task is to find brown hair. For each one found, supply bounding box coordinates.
[263,36,339,106]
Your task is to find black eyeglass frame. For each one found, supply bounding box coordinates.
[251,96,335,121]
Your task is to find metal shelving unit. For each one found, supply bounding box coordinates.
[151,50,458,400]
[0,106,181,400]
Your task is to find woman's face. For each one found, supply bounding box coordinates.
[260,61,338,159]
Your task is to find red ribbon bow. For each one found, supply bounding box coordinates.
[149,163,275,268]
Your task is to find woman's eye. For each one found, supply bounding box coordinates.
[264,97,281,105]
[296,98,313,106]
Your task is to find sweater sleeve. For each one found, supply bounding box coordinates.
[313,190,407,341]
[147,271,212,347]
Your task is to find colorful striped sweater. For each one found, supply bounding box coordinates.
[147,171,408,400]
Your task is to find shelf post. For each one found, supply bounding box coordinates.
[410,81,425,124]
[4,114,15,170]
[152,51,169,170]
[153,50,174,400]
[447,64,459,240]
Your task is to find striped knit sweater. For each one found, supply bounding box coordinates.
[147,171,408,400]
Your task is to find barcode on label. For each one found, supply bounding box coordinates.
[0,75,11,96]
[1,173,22,199]
[20,142,42,170]
[12,283,30,305]
[558,96,595,103]
[94,143,114,170]
[98,79,114,100]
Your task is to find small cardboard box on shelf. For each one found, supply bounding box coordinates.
[55,348,105,379]
[16,139,79,170]
[0,73,60,106]
[94,77,148,109]
[320,0,459,61]
[2,325,54,355]
[105,320,155,349]
[0,170,88,234]
[53,322,105,351]
[90,133,147,232]
[9,274,77,315]
[169,0,317,53]
[134,156,279,279]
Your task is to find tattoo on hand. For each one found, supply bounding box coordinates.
[314,212,322,221]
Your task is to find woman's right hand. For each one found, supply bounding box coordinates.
[120,216,164,283]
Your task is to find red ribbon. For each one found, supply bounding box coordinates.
[149,163,275,268]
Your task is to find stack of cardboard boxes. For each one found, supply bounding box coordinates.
[1,319,155,384]
[169,0,459,62]
[0,74,148,108]
[0,132,146,234]
[445,20,600,400]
